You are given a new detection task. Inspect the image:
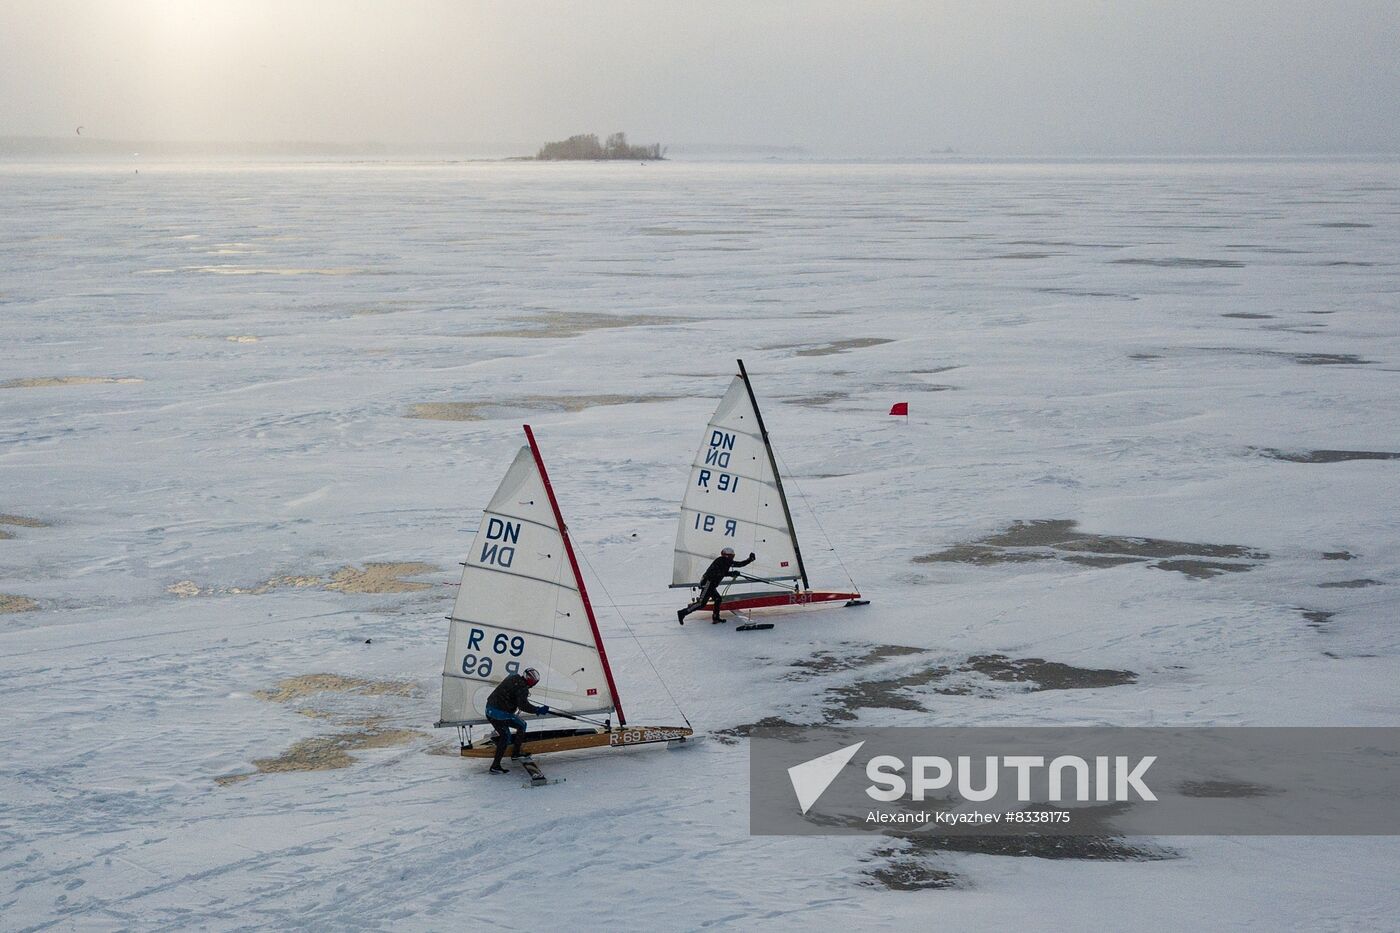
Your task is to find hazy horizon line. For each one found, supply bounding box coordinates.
[3,135,1397,162]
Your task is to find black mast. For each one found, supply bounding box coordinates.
[736,358,810,591]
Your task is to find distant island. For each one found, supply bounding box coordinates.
[533,132,664,161]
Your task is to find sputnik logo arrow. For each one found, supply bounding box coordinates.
[787,741,865,815]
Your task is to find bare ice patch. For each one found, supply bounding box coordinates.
[1298,608,1337,631]
[1178,780,1281,799]
[863,810,1174,876]
[1111,257,1245,269]
[783,383,955,408]
[167,562,437,598]
[217,674,424,784]
[473,311,685,339]
[639,226,753,236]
[0,594,39,614]
[189,265,383,276]
[782,643,925,681]
[1,376,143,389]
[823,653,1137,721]
[253,673,420,704]
[0,513,50,540]
[1256,448,1400,463]
[856,806,1170,888]
[215,726,420,784]
[768,337,895,357]
[407,394,680,421]
[915,519,1266,579]
[324,562,437,593]
[737,642,1137,725]
[1132,349,1373,367]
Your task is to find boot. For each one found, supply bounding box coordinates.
[677,608,686,625]
[489,762,509,774]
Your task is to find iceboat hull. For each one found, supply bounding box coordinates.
[459,725,694,757]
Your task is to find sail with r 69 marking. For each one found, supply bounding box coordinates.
[437,425,692,760]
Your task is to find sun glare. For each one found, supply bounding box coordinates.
[139,0,279,68]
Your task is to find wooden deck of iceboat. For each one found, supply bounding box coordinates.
[459,724,695,757]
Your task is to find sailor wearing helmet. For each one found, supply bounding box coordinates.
[677,546,756,625]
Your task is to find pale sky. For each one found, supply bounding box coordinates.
[1,0,1397,155]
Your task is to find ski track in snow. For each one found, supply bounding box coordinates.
[2,159,1399,930]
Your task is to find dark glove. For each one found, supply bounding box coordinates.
[748,552,756,561]
[535,704,550,715]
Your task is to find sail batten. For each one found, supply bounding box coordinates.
[464,562,581,592]
[447,617,599,651]
[673,546,801,570]
[480,511,563,533]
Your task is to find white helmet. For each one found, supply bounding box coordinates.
[721,547,735,557]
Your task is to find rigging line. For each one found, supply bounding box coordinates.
[0,606,363,658]
[600,599,681,608]
[773,448,860,592]
[575,545,692,728]
[734,570,798,591]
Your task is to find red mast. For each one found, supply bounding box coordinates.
[522,424,626,726]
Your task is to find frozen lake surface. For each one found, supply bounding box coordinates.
[2,159,1398,929]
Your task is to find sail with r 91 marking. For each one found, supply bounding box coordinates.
[439,444,617,727]
[672,374,802,588]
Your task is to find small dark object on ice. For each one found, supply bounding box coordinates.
[736,622,774,632]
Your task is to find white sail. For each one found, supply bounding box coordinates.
[672,374,802,588]
[440,444,616,726]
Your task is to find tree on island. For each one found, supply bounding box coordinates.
[535,132,664,160]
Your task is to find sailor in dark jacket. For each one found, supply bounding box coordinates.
[677,547,756,625]
[484,667,549,774]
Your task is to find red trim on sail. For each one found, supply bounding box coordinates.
[523,424,626,726]
[719,590,862,612]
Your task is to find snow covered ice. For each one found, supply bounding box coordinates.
[2,158,1398,930]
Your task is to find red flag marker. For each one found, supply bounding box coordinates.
[889,402,909,417]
